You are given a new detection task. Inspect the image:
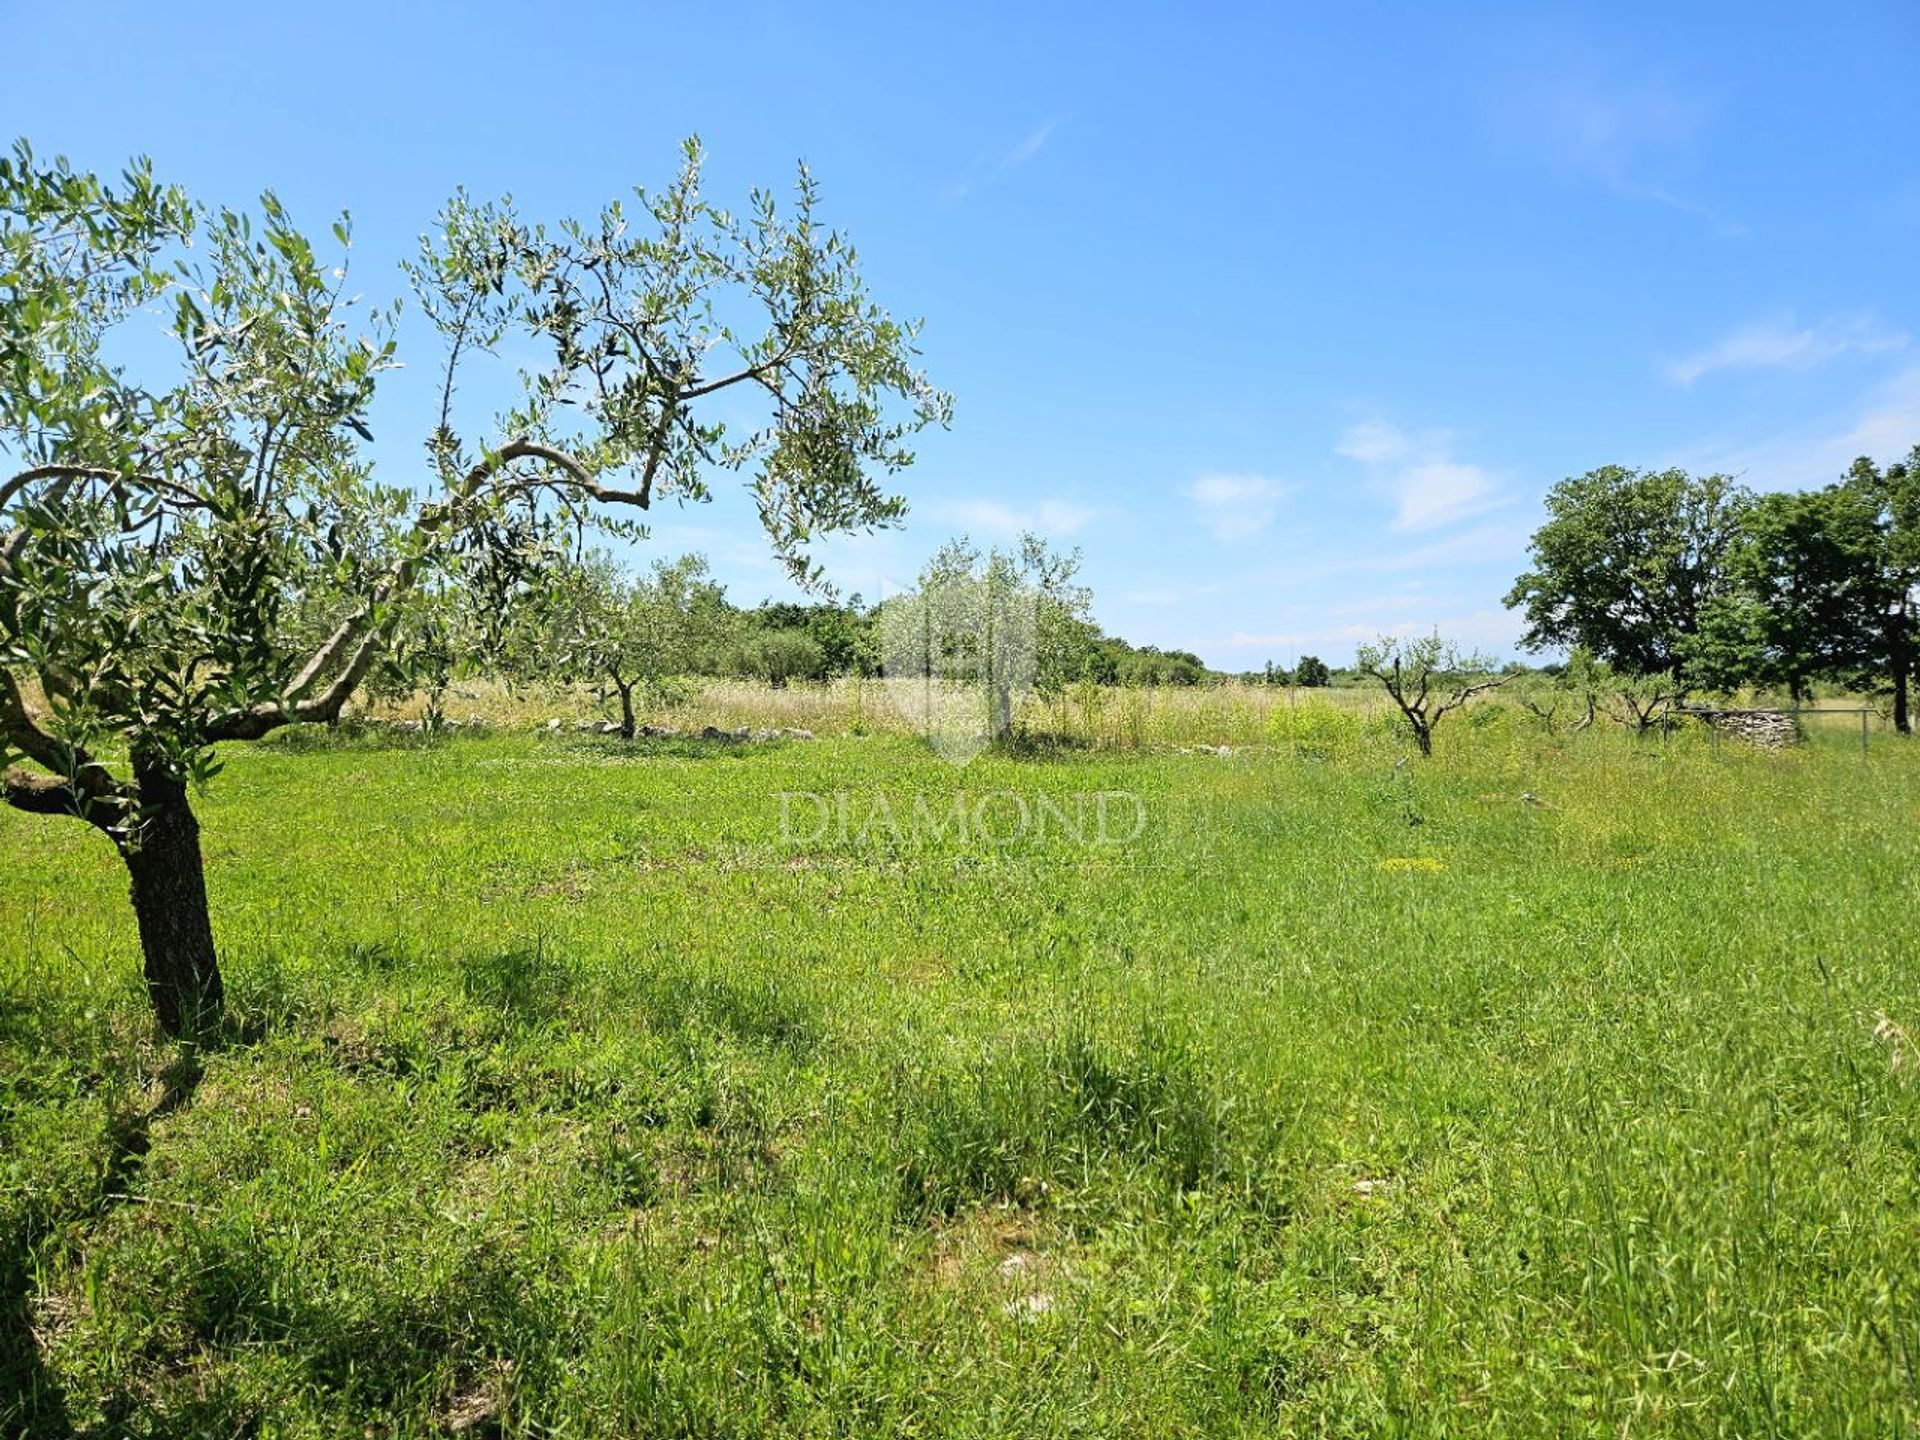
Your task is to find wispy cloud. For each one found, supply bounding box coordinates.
[932,495,1095,538]
[1331,419,1409,465]
[1336,420,1502,532]
[1003,121,1058,168]
[1484,54,1740,233]
[1665,317,1908,387]
[1185,473,1291,542]
[942,117,1067,204]
[1677,363,1920,491]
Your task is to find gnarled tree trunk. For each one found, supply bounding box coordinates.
[123,759,223,1036]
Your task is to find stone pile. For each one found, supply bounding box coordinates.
[551,719,814,742]
[1692,708,1800,749]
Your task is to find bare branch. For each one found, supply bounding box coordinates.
[1435,672,1514,717]
[678,354,788,402]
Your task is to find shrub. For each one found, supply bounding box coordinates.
[728,630,828,688]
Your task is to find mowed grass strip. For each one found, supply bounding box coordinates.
[3,721,1918,1436]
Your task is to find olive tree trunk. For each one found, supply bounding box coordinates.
[124,760,223,1036]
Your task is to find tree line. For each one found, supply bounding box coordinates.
[447,534,1231,741]
[1507,456,1919,733]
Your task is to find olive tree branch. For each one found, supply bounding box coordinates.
[0,666,127,827]
[207,434,651,740]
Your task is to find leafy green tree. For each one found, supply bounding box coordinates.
[1293,655,1331,688]
[730,628,829,688]
[0,139,947,1033]
[1506,466,1750,682]
[882,533,1096,739]
[747,598,877,677]
[1694,482,1883,701]
[543,554,731,737]
[1689,451,1916,730]
[1846,449,1919,734]
[1356,633,1510,755]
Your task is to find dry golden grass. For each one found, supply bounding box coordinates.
[367,676,1396,748]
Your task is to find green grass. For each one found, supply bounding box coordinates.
[3,718,1919,1436]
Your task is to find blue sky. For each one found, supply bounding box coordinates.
[6,1,1918,668]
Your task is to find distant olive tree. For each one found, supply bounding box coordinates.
[1293,655,1331,688]
[1606,670,1687,733]
[542,553,731,738]
[730,628,829,689]
[1513,647,1603,736]
[0,138,948,1034]
[882,532,1094,741]
[1356,633,1511,756]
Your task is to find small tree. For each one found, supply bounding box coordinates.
[731,628,828,689]
[545,554,730,737]
[882,532,1094,740]
[1607,670,1686,732]
[1294,655,1331,688]
[0,139,947,1034]
[1513,647,1602,736]
[1356,633,1511,755]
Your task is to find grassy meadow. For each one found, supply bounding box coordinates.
[3,691,1918,1436]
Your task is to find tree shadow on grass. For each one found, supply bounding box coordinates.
[0,1237,71,1439]
[2,1045,210,1440]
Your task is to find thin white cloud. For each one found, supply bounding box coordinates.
[1336,419,1502,533]
[1677,363,1920,491]
[1184,472,1290,542]
[1003,121,1057,168]
[1665,318,1908,387]
[1484,57,1740,233]
[1398,460,1498,532]
[1333,419,1410,465]
[932,496,1095,538]
[942,117,1067,204]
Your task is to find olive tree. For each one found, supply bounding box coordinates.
[1356,632,1511,756]
[1512,647,1603,736]
[882,532,1093,742]
[542,553,731,738]
[0,139,947,1034]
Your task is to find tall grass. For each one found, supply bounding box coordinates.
[2,715,1916,1434]
[367,674,1908,759]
